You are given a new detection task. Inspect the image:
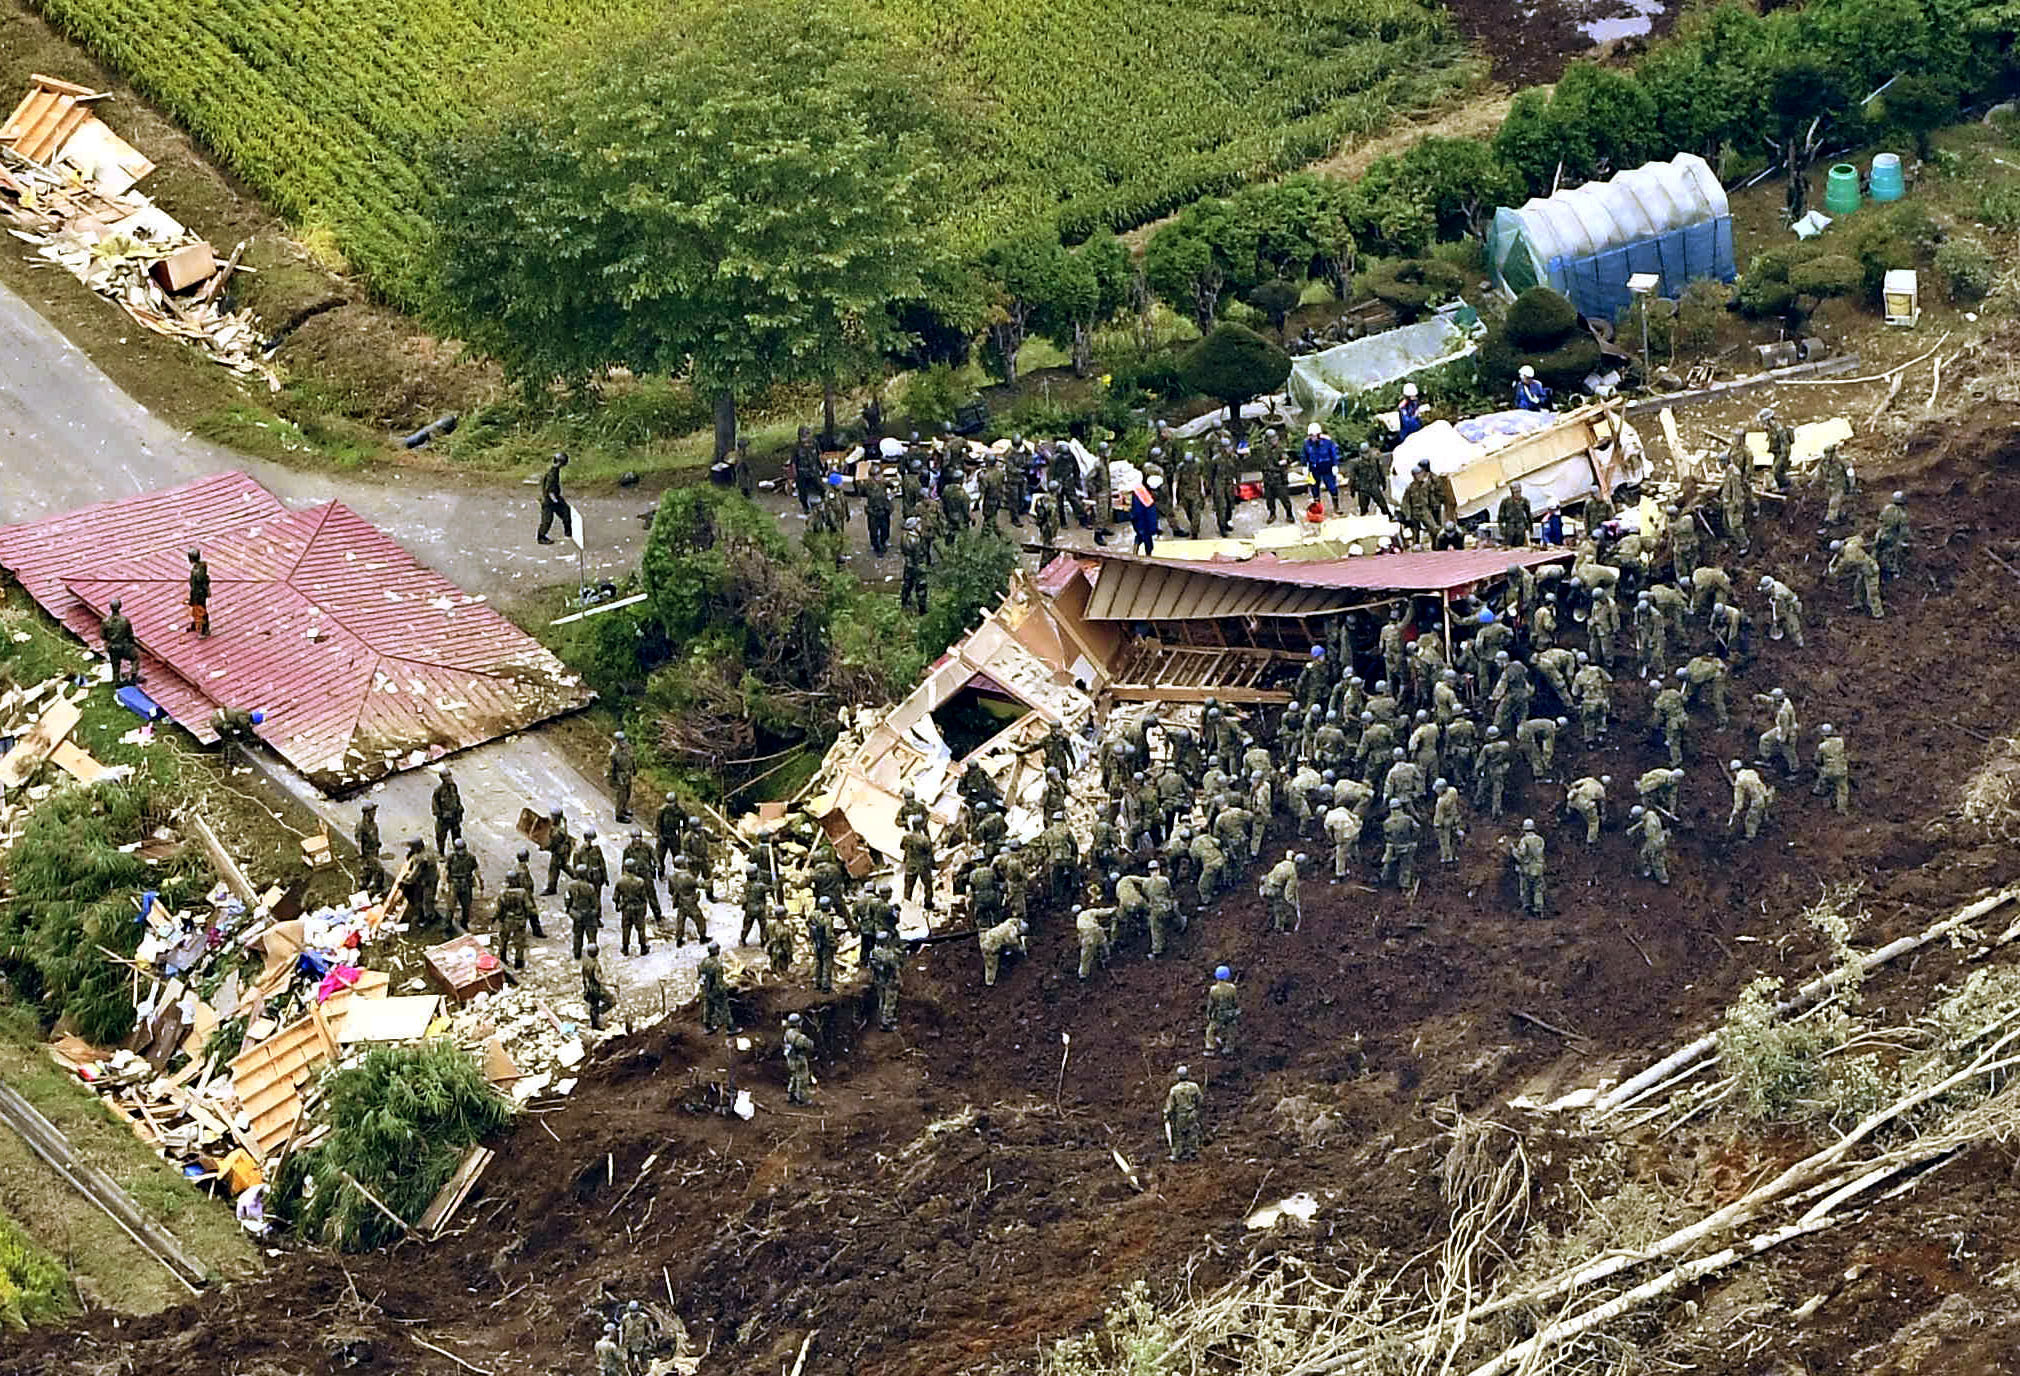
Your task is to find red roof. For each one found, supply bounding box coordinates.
[0,473,592,791]
[1033,553,1090,596]
[1079,546,1571,594]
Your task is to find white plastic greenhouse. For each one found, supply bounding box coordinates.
[1487,153,1736,321]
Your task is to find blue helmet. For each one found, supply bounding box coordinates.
[1310,645,1325,658]
[1215,965,1232,981]
[249,710,266,725]
[1477,608,1496,625]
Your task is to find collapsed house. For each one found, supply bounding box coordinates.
[798,545,1572,891]
[0,470,593,791]
[1392,399,1647,517]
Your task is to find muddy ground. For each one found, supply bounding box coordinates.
[1443,0,1676,86]
[8,376,2020,1375]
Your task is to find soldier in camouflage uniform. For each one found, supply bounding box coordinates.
[493,882,532,971]
[1076,904,1113,980]
[355,802,388,898]
[1728,761,1774,840]
[1563,774,1609,846]
[1627,805,1670,884]
[808,898,837,992]
[1813,724,1851,814]
[978,917,1028,987]
[1163,1066,1204,1162]
[614,857,652,956]
[668,856,704,945]
[782,1013,815,1105]
[697,941,732,1033]
[1204,966,1239,1056]
[1829,536,1885,618]
[1510,819,1547,917]
[869,933,902,1031]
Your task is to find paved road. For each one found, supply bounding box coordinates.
[0,283,652,598]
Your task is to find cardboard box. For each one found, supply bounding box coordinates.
[516,807,553,848]
[220,1147,263,1194]
[424,934,509,1003]
[151,240,216,292]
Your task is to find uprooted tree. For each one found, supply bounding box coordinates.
[428,1,953,459]
[639,486,927,779]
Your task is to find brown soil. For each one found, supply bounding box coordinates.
[10,405,2020,1374]
[1440,0,1676,87]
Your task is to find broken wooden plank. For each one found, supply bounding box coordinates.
[0,1079,207,1292]
[0,693,82,788]
[50,739,112,784]
[418,1145,495,1238]
[184,810,255,903]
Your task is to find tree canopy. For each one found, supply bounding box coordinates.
[1180,324,1291,418]
[428,3,952,451]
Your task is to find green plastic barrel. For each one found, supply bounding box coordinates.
[1869,154,1905,203]
[1824,163,1862,217]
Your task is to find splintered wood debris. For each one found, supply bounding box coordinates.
[0,77,276,388]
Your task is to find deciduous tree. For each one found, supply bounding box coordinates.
[429,4,951,458]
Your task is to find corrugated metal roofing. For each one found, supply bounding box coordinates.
[1083,560,1356,622]
[1081,546,1571,599]
[0,471,284,743]
[0,472,592,791]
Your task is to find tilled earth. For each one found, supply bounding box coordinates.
[9,415,2020,1376]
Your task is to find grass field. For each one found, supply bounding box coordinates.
[31,0,1473,310]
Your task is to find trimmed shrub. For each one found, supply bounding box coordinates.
[1788,254,1864,300]
[1935,237,1996,302]
[1479,287,1598,393]
[1362,258,1467,324]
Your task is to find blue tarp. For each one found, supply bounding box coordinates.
[1544,216,1736,322]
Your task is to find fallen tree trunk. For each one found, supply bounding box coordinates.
[1592,885,2020,1115]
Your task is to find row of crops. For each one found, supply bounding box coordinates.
[32,0,1469,309]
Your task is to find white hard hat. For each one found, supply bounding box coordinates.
[1518,365,1536,379]
[1307,421,1322,436]
[1402,383,1419,398]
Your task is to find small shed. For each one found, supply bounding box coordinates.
[1487,153,1736,322]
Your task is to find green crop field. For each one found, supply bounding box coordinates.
[32,0,1471,309]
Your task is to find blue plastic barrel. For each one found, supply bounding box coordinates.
[1869,154,1904,203]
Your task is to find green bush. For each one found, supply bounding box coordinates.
[1935,237,1997,302]
[0,784,188,1044]
[277,1042,511,1251]
[1675,277,1729,354]
[1179,324,1292,418]
[1110,355,1189,402]
[1503,286,1579,350]
[897,364,972,430]
[0,1213,69,1331]
[1244,279,1303,336]
[581,379,715,447]
[917,527,1019,661]
[1362,258,1467,324]
[1788,253,1864,300]
[1479,289,1600,395]
[1736,252,1797,320]
[1979,184,2020,230]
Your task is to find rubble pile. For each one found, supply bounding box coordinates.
[0,77,277,388]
